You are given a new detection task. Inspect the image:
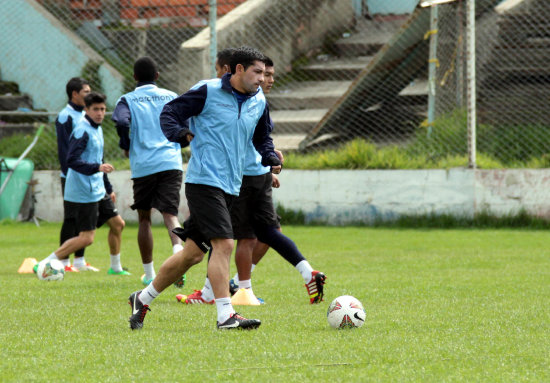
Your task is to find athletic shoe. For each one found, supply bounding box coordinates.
[173,274,186,288]
[184,289,214,305]
[128,291,150,330]
[74,262,99,272]
[141,274,154,286]
[107,267,131,275]
[257,297,265,305]
[217,313,261,330]
[305,271,326,304]
[33,264,38,274]
[229,278,239,296]
[64,265,80,272]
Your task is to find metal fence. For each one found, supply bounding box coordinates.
[2,0,550,170]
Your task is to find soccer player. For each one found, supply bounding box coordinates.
[127,46,281,330]
[112,57,185,286]
[55,77,94,272]
[36,92,129,276]
[185,57,327,305]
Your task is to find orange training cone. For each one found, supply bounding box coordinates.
[230,288,261,306]
[18,258,38,274]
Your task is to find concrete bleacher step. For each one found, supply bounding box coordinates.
[0,94,33,111]
[270,109,328,134]
[297,56,373,81]
[267,81,352,110]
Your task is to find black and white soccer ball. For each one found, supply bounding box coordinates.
[36,259,65,281]
[327,295,366,329]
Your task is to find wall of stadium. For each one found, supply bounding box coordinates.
[31,169,550,224]
[0,0,124,111]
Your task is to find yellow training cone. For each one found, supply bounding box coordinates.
[230,288,261,306]
[18,258,38,274]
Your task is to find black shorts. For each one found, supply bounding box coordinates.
[231,173,279,239]
[131,170,182,216]
[185,183,235,241]
[63,194,118,232]
[96,194,119,228]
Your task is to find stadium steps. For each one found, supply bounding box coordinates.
[269,16,417,151]
[0,80,45,140]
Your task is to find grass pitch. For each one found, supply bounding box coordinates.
[1,222,549,382]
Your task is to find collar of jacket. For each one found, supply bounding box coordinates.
[221,72,260,98]
[68,101,84,112]
[136,81,156,87]
[85,114,100,128]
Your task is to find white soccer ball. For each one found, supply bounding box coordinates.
[327,295,366,329]
[36,259,65,281]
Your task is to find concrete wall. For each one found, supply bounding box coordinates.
[177,0,355,92]
[31,169,550,224]
[0,0,124,111]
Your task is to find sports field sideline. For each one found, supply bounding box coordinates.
[1,222,548,382]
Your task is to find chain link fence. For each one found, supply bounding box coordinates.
[1,0,550,170]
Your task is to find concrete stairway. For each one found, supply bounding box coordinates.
[0,80,42,140]
[268,16,419,151]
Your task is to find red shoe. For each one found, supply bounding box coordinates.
[64,265,80,272]
[305,271,326,304]
[185,290,214,305]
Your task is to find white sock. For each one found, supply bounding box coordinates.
[143,262,155,281]
[139,283,159,305]
[232,273,240,286]
[60,258,70,267]
[73,257,86,268]
[215,297,235,324]
[201,277,215,301]
[173,244,183,254]
[296,260,314,283]
[39,252,58,264]
[239,279,251,289]
[110,254,122,272]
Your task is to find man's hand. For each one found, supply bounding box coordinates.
[275,149,284,164]
[110,192,117,203]
[99,163,114,173]
[271,165,282,174]
[186,133,194,143]
[272,173,280,188]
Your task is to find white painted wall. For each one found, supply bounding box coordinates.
[32,169,550,224]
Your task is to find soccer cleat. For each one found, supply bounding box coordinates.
[305,271,326,304]
[173,274,186,288]
[74,262,99,272]
[141,274,154,286]
[217,313,261,330]
[64,265,80,272]
[229,278,239,296]
[184,289,214,305]
[108,267,131,275]
[33,264,38,274]
[128,291,150,330]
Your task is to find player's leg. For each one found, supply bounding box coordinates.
[137,209,155,283]
[128,238,206,330]
[253,173,326,303]
[59,177,82,271]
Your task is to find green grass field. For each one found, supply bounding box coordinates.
[1,222,549,382]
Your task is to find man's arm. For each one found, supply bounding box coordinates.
[66,131,102,175]
[253,104,281,170]
[111,97,131,151]
[55,115,73,176]
[160,85,207,147]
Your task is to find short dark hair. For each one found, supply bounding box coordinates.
[264,56,274,67]
[217,48,236,68]
[229,46,265,74]
[84,91,106,108]
[134,56,158,82]
[65,77,89,100]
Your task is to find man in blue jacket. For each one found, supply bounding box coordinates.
[128,46,281,330]
[55,77,92,272]
[37,92,129,276]
[112,57,185,287]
